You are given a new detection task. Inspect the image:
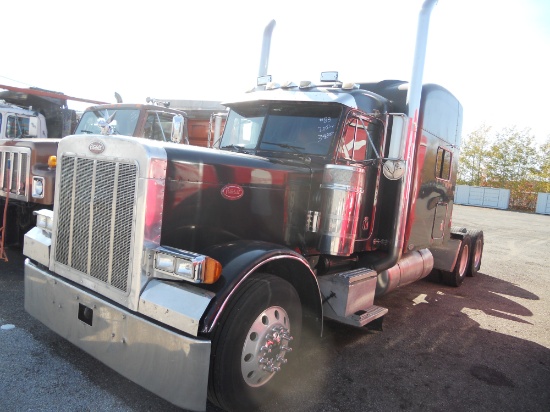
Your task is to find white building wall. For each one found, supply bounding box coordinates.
[535,193,550,215]
[455,185,510,210]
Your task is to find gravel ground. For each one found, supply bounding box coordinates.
[1,205,549,411]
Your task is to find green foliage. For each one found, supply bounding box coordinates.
[457,124,491,186]
[538,136,550,193]
[458,126,550,212]
[485,126,539,185]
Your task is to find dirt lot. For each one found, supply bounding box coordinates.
[1,205,549,411]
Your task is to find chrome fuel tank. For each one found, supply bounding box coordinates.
[318,164,365,256]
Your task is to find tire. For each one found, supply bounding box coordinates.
[467,229,484,277]
[450,226,468,239]
[208,273,302,412]
[442,235,471,287]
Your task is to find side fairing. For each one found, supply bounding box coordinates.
[404,85,463,251]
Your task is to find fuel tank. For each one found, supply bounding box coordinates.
[318,164,365,256]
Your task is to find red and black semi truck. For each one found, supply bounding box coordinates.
[23,1,483,410]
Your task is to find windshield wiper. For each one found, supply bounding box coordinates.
[221,144,249,154]
[262,141,304,154]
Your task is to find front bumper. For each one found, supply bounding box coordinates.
[24,259,211,412]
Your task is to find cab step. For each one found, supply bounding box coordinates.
[324,304,388,327]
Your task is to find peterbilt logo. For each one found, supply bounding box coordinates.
[221,184,244,200]
[89,141,105,154]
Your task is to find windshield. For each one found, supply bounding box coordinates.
[219,103,341,156]
[220,105,266,150]
[6,115,34,138]
[75,108,140,136]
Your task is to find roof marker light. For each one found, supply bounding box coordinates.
[341,82,359,90]
[320,71,339,82]
[281,81,297,89]
[299,80,314,88]
[266,82,281,90]
[257,75,272,86]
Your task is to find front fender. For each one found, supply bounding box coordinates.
[199,240,323,336]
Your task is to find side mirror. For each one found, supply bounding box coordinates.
[171,114,186,144]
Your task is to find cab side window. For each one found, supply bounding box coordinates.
[435,147,452,180]
[337,112,380,162]
[6,115,30,138]
[144,112,175,141]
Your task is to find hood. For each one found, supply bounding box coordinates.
[161,145,318,253]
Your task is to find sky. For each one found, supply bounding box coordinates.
[2,0,549,144]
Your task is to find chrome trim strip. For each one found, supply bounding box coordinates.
[16,153,22,194]
[107,162,120,284]
[86,160,97,274]
[67,158,78,267]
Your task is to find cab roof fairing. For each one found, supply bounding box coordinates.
[222,87,392,114]
[83,103,189,117]
[222,88,358,108]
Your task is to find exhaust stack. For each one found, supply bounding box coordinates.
[258,19,276,78]
[372,0,438,273]
[406,0,438,118]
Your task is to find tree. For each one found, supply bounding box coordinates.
[485,127,538,184]
[458,124,491,186]
[485,127,539,210]
[536,136,550,193]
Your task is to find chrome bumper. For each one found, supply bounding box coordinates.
[24,259,211,412]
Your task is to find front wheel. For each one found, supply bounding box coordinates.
[208,273,302,411]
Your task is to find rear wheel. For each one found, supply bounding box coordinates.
[467,230,484,276]
[208,273,302,412]
[442,235,471,287]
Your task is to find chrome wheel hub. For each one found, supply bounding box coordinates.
[241,306,293,387]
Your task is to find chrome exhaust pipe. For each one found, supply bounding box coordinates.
[372,0,438,274]
[258,19,276,78]
[407,0,438,118]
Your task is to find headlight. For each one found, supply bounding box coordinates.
[175,258,194,278]
[153,247,222,284]
[34,209,54,233]
[155,253,176,272]
[32,177,45,198]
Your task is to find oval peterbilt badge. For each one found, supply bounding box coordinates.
[89,141,105,154]
[221,184,244,200]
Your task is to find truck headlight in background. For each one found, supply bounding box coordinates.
[24,209,54,267]
[32,176,45,198]
[34,209,54,233]
[153,246,222,284]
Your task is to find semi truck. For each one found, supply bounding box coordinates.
[76,98,226,147]
[1,94,224,246]
[23,1,484,411]
[0,86,105,247]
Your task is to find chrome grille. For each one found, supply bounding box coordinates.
[54,155,138,293]
[0,149,29,198]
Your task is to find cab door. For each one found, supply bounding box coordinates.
[336,110,384,251]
